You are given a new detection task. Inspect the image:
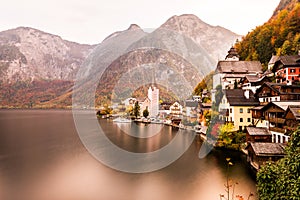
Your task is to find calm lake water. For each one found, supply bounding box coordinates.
[0,110,257,200]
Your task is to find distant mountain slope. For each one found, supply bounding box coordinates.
[0,15,240,108]
[236,0,300,68]
[0,27,94,82]
[160,14,241,63]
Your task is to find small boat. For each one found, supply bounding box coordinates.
[113,117,132,123]
[150,118,163,124]
[179,123,185,129]
[163,119,172,126]
[142,118,151,124]
[194,125,202,134]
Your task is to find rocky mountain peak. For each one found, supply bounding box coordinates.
[127,24,142,31]
[160,14,240,63]
[0,27,94,82]
[161,14,210,31]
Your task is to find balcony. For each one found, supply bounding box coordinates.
[268,117,285,124]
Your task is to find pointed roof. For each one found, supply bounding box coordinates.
[284,105,300,120]
[225,46,240,60]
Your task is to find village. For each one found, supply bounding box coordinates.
[97,46,300,172]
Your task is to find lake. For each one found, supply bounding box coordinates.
[0,110,257,200]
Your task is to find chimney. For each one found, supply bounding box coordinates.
[244,89,250,99]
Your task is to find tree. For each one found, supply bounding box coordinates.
[133,101,140,118]
[143,107,149,118]
[257,126,300,200]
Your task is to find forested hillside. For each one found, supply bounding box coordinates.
[235,0,300,70]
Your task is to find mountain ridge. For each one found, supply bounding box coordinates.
[0,14,240,108]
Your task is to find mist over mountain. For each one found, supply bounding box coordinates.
[0,15,240,108]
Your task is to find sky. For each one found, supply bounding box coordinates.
[0,0,281,44]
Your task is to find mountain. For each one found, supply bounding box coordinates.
[83,14,240,106]
[160,14,241,62]
[235,0,300,69]
[0,27,94,82]
[0,15,240,108]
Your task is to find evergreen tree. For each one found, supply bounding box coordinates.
[143,107,149,118]
[133,101,140,118]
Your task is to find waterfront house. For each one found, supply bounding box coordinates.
[219,89,260,131]
[245,127,272,144]
[184,100,198,122]
[170,102,183,117]
[246,142,286,170]
[270,54,300,84]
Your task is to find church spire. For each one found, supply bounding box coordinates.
[225,46,240,61]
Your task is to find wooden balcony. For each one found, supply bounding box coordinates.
[268,117,285,124]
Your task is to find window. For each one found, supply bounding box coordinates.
[240,108,243,113]
[247,108,251,113]
[247,118,251,122]
[240,118,243,122]
[291,69,295,73]
[229,108,232,113]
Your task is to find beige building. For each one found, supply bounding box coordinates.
[219,89,260,131]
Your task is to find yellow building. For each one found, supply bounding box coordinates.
[219,89,260,131]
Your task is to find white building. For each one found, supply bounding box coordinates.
[212,47,263,103]
[170,102,183,117]
[147,86,159,117]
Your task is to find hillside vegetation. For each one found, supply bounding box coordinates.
[235,0,300,70]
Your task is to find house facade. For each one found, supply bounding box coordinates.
[252,101,300,143]
[271,55,300,84]
[219,89,260,131]
[170,102,183,117]
[255,82,300,104]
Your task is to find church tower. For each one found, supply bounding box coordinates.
[148,86,159,117]
[225,46,240,61]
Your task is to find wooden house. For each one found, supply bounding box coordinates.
[284,105,300,135]
[271,55,300,84]
[246,127,272,144]
[246,142,286,171]
[255,82,300,104]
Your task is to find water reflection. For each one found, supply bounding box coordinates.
[0,110,257,200]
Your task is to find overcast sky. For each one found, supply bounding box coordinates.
[0,0,280,44]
